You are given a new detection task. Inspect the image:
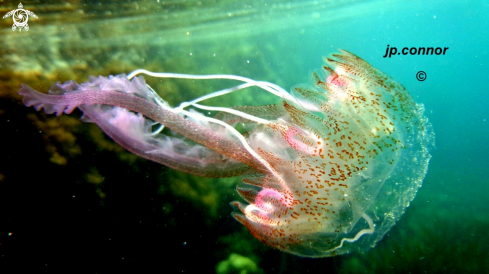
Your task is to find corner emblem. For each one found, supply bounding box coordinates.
[3,3,38,32]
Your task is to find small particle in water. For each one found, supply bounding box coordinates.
[183,242,187,246]
[189,52,192,56]
[247,60,250,63]
[8,232,12,236]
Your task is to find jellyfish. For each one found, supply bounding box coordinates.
[19,50,434,257]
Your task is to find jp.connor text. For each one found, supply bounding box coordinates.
[383,45,449,58]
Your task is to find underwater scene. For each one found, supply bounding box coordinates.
[1,0,488,272]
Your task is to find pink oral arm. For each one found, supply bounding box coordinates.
[19,82,258,177]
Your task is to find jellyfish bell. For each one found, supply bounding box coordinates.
[19,50,434,257]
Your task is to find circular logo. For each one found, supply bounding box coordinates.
[3,3,38,32]
[13,9,29,27]
[416,71,426,81]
